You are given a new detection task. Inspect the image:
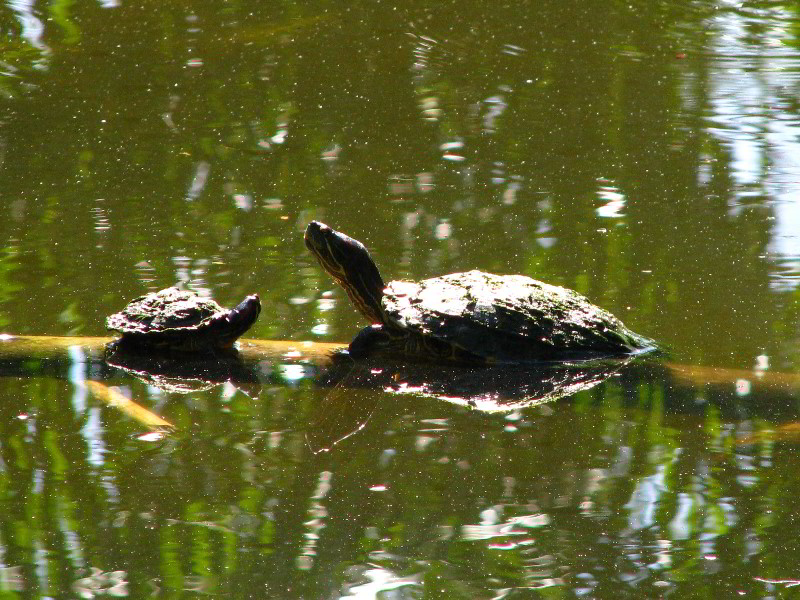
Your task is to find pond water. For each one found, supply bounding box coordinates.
[1,0,799,597]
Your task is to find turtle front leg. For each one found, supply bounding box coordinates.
[402,331,485,364]
[348,324,400,359]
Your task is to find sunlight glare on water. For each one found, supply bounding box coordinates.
[702,3,800,289]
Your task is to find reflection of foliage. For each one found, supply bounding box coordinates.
[49,0,80,45]
[0,246,22,328]
[0,355,799,596]
[0,37,45,100]
[777,287,800,366]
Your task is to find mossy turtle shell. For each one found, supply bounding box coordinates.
[106,287,260,352]
[107,288,226,333]
[382,270,654,362]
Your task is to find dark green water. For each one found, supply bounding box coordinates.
[1,0,799,597]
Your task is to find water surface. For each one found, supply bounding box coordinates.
[0,0,799,597]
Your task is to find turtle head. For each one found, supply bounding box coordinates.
[305,221,386,324]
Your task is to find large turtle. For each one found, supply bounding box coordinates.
[107,287,261,353]
[304,221,655,364]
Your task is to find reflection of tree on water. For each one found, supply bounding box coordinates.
[266,364,800,597]
[0,332,799,595]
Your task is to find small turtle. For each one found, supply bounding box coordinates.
[304,221,655,364]
[106,287,261,353]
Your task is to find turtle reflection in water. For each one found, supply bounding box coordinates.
[105,351,263,398]
[305,221,656,364]
[106,287,261,354]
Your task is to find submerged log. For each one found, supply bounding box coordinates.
[86,380,174,430]
[0,334,344,368]
[0,335,797,411]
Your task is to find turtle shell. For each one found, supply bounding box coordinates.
[382,270,653,362]
[106,287,260,352]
